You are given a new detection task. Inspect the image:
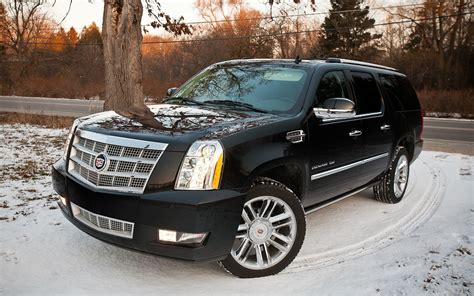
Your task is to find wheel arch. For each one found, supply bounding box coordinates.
[396,135,416,161]
[245,158,308,203]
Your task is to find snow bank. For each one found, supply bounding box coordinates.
[0,124,472,295]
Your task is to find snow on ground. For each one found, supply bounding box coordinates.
[0,124,67,222]
[0,124,473,295]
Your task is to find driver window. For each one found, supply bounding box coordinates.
[316,71,351,107]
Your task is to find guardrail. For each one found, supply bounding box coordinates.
[0,96,104,117]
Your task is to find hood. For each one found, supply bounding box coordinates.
[77,104,286,151]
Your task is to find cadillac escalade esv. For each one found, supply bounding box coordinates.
[52,58,423,278]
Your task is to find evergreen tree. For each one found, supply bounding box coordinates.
[67,27,79,45]
[311,0,381,59]
[78,22,102,46]
[49,27,71,52]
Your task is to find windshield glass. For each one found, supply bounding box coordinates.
[171,63,311,114]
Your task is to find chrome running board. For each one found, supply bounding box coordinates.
[304,186,369,215]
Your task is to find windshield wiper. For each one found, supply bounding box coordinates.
[162,96,204,105]
[203,100,269,114]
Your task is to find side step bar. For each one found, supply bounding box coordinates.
[304,186,371,215]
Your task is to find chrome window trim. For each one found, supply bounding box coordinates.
[71,203,135,239]
[76,130,168,151]
[311,152,389,181]
[321,111,383,123]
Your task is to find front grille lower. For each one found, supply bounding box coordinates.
[71,203,134,239]
[67,129,167,194]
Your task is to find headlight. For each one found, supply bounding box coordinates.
[62,119,80,160]
[175,140,224,190]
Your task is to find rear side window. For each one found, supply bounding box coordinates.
[351,72,382,114]
[316,71,351,107]
[379,74,421,111]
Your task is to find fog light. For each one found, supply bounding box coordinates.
[158,229,208,245]
[58,195,66,206]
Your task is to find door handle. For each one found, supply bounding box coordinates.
[380,124,391,131]
[349,130,362,137]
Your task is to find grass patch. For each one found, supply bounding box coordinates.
[418,89,474,117]
[0,112,74,128]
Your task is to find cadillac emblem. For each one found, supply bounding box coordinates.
[94,153,108,171]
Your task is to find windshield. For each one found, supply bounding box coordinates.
[171,63,311,114]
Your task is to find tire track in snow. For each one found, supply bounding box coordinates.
[284,160,446,274]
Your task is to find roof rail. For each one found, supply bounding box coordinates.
[325,57,397,71]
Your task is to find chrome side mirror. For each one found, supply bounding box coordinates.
[313,97,356,120]
[166,87,178,97]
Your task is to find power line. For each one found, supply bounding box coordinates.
[1,12,471,47]
[142,11,473,44]
[35,2,426,32]
[157,2,427,26]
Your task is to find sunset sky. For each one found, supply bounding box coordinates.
[48,0,341,31]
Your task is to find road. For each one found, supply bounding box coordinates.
[0,96,472,152]
[424,117,474,143]
[423,117,473,155]
[0,96,104,117]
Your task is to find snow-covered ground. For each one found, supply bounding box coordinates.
[0,124,472,295]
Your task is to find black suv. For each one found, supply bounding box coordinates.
[52,58,423,278]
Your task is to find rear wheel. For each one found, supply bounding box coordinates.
[373,146,410,204]
[219,179,306,278]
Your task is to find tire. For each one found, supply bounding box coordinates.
[219,178,306,278]
[373,146,410,204]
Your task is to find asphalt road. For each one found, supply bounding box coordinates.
[0,96,472,152]
[424,117,474,143]
[423,117,473,155]
[0,96,104,117]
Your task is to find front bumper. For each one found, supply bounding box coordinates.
[52,160,245,261]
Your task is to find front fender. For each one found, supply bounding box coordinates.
[220,135,309,195]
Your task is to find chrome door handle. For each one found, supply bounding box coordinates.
[380,124,391,131]
[349,130,362,137]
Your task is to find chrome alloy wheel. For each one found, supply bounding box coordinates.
[231,196,297,270]
[393,154,409,198]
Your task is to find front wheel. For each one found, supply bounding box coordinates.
[219,179,306,278]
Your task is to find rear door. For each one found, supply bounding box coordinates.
[305,70,365,207]
[349,71,393,181]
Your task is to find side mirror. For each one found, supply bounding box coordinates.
[166,87,178,97]
[313,98,356,120]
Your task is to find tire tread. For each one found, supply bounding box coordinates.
[373,146,409,204]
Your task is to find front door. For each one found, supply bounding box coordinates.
[305,70,365,207]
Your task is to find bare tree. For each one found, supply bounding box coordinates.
[0,0,50,69]
[390,0,472,88]
[265,2,319,58]
[102,0,190,110]
[102,0,144,110]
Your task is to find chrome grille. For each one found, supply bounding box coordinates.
[107,144,123,156]
[67,130,167,194]
[71,203,134,239]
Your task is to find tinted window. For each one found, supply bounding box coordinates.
[351,72,382,114]
[316,71,351,107]
[379,74,421,111]
[174,64,309,114]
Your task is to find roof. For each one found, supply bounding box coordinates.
[214,58,398,72]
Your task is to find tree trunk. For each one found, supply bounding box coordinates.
[102,0,144,110]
